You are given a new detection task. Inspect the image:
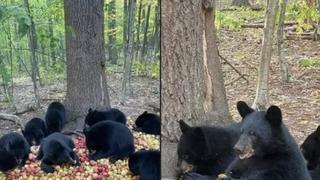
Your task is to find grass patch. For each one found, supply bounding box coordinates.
[299,58,320,67]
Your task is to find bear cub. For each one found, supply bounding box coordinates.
[45,102,66,134]
[134,111,160,135]
[301,125,320,180]
[84,108,127,128]
[84,121,134,162]
[22,118,47,146]
[177,120,240,177]
[129,149,160,180]
[0,132,30,171]
[37,132,79,173]
[225,101,311,180]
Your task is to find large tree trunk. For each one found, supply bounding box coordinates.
[161,0,230,178]
[107,0,118,64]
[252,0,279,110]
[64,0,110,131]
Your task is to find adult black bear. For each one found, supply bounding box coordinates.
[225,101,311,180]
[45,102,66,134]
[177,120,240,177]
[0,132,30,171]
[22,117,47,146]
[37,132,79,173]
[84,108,127,128]
[129,150,160,180]
[301,126,320,180]
[134,111,160,135]
[84,121,134,162]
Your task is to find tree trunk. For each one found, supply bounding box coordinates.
[140,4,151,73]
[152,2,160,60]
[161,0,230,178]
[64,0,110,131]
[135,0,143,60]
[252,0,279,110]
[123,0,128,59]
[107,0,118,64]
[277,0,290,82]
[48,18,56,66]
[121,0,135,103]
[24,0,40,108]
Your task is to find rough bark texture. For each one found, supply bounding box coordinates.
[277,0,290,82]
[161,0,231,178]
[252,0,279,110]
[64,0,110,131]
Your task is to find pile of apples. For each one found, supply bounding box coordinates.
[3,129,159,179]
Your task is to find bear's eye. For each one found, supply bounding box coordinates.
[182,154,190,159]
[249,131,255,136]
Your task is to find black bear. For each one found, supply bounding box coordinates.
[225,101,311,180]
[45,101,66,134]
[37,132,79,173]
[84,121,134,162]
[301,126,320,180]
[134,111,160,135]
[177,120,240,177]
[129,149,160,180]
[22,117,47,146]
[84,108,127,128]
[0,132,30,171]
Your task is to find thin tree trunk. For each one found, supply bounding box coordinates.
[134,0,143,63]
[152,2,160,60]
[121,0,135,103]
[123,0,128,60]
[6,22,14,98]
[252,0,279,110]
[277,0,290,82]
[107,0,118,64]
[48,18,56,66]
[140,4,151,74]
[24,0,40,108]
[64,0,110,131]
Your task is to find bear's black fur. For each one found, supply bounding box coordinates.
[0,132,30,171]
[129,149,160,180]
[84,108,127,128]
[225,101,311,180]
[177,120,240,177]
[134,111,160,135]
[84,121,134,162]
[22,118,47,146]
[301,126,320,180]
[45,102,66,134]
[37,132,79,173]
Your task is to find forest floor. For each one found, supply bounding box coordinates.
[219,28,320,144]
[0,72,160,136]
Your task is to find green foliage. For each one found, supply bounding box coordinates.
[216,7,264,29]
[299,58,320,67]
[286,1,320,32]
[149,60,159,78]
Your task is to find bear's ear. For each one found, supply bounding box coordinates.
[179,120,191,134]
[266,105,282,127]
[237,101,254,118]
[315,126,320,139]
[88,108,93,113]
[143,111,148,115]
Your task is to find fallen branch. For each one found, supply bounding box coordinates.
[218,50,249,84]
[0,113,23,129]
[226,74,249,86]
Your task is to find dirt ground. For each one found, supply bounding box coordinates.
[0,73,160,136]
[219,28,320,144]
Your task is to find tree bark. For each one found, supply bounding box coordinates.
[277,0,290,82]
[161,0,230,178]
[252,0,279,110]
[140,4,151,72]
[64,0,110,131]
